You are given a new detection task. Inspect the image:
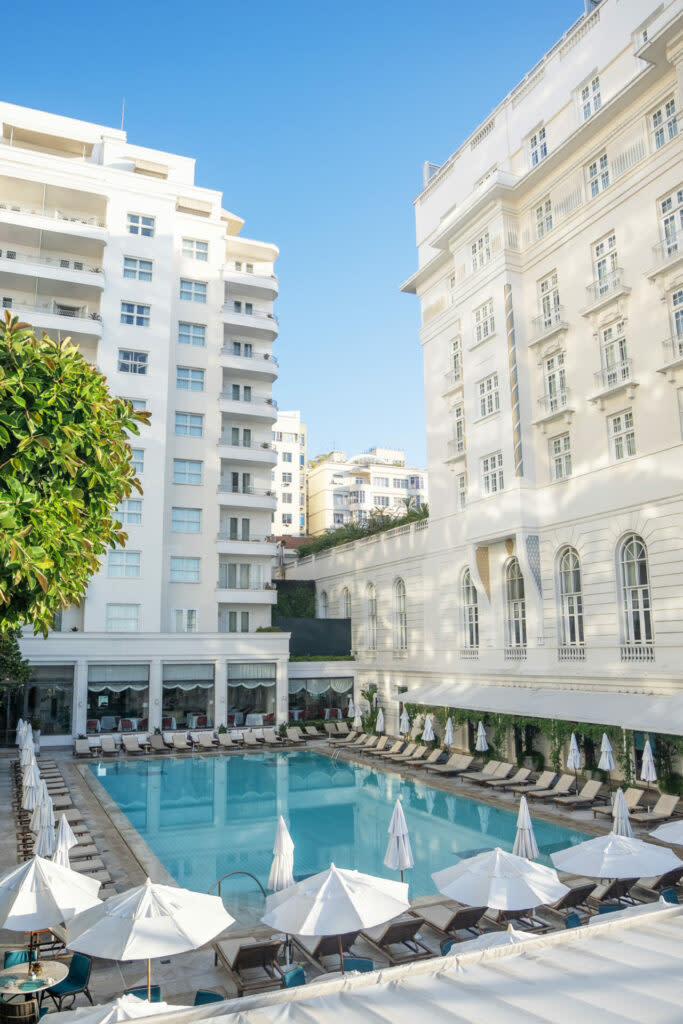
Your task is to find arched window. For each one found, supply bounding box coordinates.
[462,569,479,649]
[558,547,584,648]
[318,590,328,619]
[505,558,526,648]
[393,578,407,651]
[619,534,653,646]
[366,583,377,650]
[341,587,351,619]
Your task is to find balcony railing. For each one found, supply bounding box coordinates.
[652,231,681,263]
[217,532,274,543]
[219,393,278,410]
[220,347,279,367]
[459,647,479,660]
[1,299,102,322]
[0,249,102,273]
[558,644,586,661]
[0,200,105,227]
[662,335,683,363]
[537,388,569,415]
[443,367,463,390]
[620,643,654,663]
[447,437,465,458]
[217,484,275,497]
[218,437,274,450]
[504,645,527,661]
[531,306,568,340]
[593,359,632,391]
[217,579,271,591]
[223,306,279,325]
[585,268,625,305]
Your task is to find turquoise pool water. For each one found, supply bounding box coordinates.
[91,751,588,921]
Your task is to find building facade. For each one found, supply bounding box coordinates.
[272,410,307,536]
[306,448,428,536]
[0,101,289,743]
[289,0,683,742]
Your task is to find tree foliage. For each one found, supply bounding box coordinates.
[297,502,429,559]
[0,313,149,634]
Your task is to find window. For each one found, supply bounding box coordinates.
[178,322,206,347]
[282,472,292,484]
[452,404,465,455]
[120,301,150,327]
[173,459,202,485]
[373,495,390,507]
[222,610,250,633]
[471,230,491,272]
[282,492,293,504]
[172,608,198,633]
[116,498,142,525]
[678,388,683,438]
[282,451,293,463]
[393,578,407,651]
[481,451,504,495]
[587,153,609,198]
[350,490,365,503]
[505,558,526,648]
[593,232,618,291]
[127,213,154,237]
[106,604,139,631]
[535,198,553,239]
[451,336,462,381]
[182,238,209,261]
[539,271,560,328]
[372,477,389,487]
[651,96,678,150]
[341,587,351,619]
[550,432,572,481]
[176,367,205,391]
[599,320,629,387]
[477,373,500,418]
[529,127,547,167]
[318,590,328,619]
[393,478,408,488]
[457,472,467,510]
[175,412,203,437]
[608,409,636,461]
[671,288,683,351]
[170,556,200,582]
[180,279,207,303]
[462,569,479,649]
[118,350,148,374]
[473,300,495,343]
[580,75,601,121]
[659,187,683,256]
[126,398,147,412]
[558,547,583,647]
[130,449,144,474]
[366,584,377,650]
[171,507,201,533]
[544,352,567,411]
[619,534,653,645]
[233,300,254,314]
[333,512,345,525]
[108,550,141,577]
[282,513,293,525]
[123,256,152,281]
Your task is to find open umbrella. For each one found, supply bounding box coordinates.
[384,799,413,882]
[376,708,385,734]
[53,815,79,870]
[641,739,657,807]
[267,816,294,892]
[353,709,362,731]
[444,718,455,748]
[475,722,488,753]
[261,864,409,973]
[567,733,581,791]
[512,796,539,860]
[66,879,235,1001]
[433,848,567,912]
[422,714,434,743]
[612,788,634,839]
[45,994,191,1024]
[445,923,535,955]
[399,708,410,735]
[651,820,683,845]
[551,832,682,879]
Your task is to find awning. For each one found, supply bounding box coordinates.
[401,680,683,735]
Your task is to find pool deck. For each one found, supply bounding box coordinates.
[1,740,678,1005]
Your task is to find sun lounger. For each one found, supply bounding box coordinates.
[73,739,94,759]
[538,882,597,923]
[486,767,532,789]
[589,877,640,907]
[330,730,359,747]
[172,734,192,752]
[242,732,261,748]
[214,937,284,997]
[149,734,170,753]
[593,787,644,820]
[631,794,680,826]
[468,762,514,785]
[361,915,432,965]
[426,753,474,776]
[324,723,338,737]
[460,760,501,783]
[101,736,118,757]
[121,735,146,756]
[290,726,307,742]
[67,844,100,861]
[305,725,324,737]
[71,857,106,875]
[334,722,350,736]
[414,903,487,939]
[372,740,405,759]
[292,931,360,970]
[262,729,282,746]
[217,733,237,750]
[196,732,218,750]
[347,733,370,747]
[527,774,575,802]
[389,743,420,763]
[362,735,380,751]
[51,796,73,810]
[553,779,605,808]
[371,736,389,754]
[286,728,306,746]
[508,770,557,795]
[413,748,445,768]
[631,866,683,900]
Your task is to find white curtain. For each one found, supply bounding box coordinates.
[229,680,275,691]
[306,679,332,696]
[87,683,148,694]
[289,680,307,694]
[162,681,214,692]
[330,679,353,694]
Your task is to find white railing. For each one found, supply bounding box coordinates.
[219,394,278,410]
[217,533,274,543]
[538,389,569,415]
[504,646,527,661]
[459,648,479,660]
[447,437,465,458]
[652,231,680,263]
[530,306,568,340]
[220,347,278,367]
[585,268,625,304]
[218,437,275,450]
[593,359,632,391]
[662,336,683,363]
[443,367,463,389]
[558,644,586,661]
[223,306,278,325]
[217,484,275,497]
[0,249,102,273]
[1,299,101,322]
[620,643,654,663]
[0,199,105,227]
[217,580,271,591]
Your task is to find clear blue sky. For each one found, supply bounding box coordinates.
[6,0,581,467]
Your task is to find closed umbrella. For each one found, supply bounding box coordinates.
[22,762,42,811]
[433,848,568,913]
[53,814,79,870]
[34,820,55,858]
[20,743,35,769]
[641,739,657,807]
[512,796,539,860]
[347,698,355,718]
[66,879,235,1001]
[16,718,25,744]
[612,788,634,839]
[567,733,581,791]
[475,722,488,753]
[399,708,410,735]
[267,816,294,892]
[651,821,683,845]
[30,783,54,834]
[384,799,414,882]
[45,995,191,1024]
[376,708,385,734]
[261,864,409,974]
[444,718,455,748]
[422,714,435,743]
[353,709,362,731]
[598,733,615,772]
[551,832,682,879]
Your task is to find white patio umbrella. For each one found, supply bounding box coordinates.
[444,718,455,748]
[267,816,295,892]
[567,733,581,790]
[34,819,55,858]
[641,739,657,806]
[384,799,414,882]
[475,721,488,753]
[422,714,435,743]
[651,820,683,845]
[551,832,683,879]
[16,718,25,744]
[598,733,615,772]
[376,708,385,734]
[612,788,634,839]
[30,782,54,834]
[347,697,355,718]
[512,796,539,860]
[353,709,362,730]
[20,743,35,768]
[261,864,409,973]
[45,994,191,1024]
[433,848,568,912]
[53,814,79,870]
[22,762,42,811]
[66,879,235,1001]
[445,923,535,955]
[399,708,410,735]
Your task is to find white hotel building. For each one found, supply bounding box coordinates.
[272,410,307,536]
[0,102,290,744]
[289,0,683,746]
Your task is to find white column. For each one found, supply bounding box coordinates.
[148,658,162,733]
[214,658,227,729]
[275,657,289,726]
[72,659,88,737]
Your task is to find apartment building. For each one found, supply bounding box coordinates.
[306,448,428,536]
[288,0,683,745]
[272,410,307,536]
[1,102,289,743]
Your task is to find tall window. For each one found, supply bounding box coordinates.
[452,404,465,454]
[366,583,377,650]
[172,608,198,633]
[393,578,407,651]
[457,472,467,510]
[341,588,351,619]
[580,75,601,120]
[471,231,491,272]
[587,153,609,198]
[539,271,560,328]
[544,352,566,411]
[477,373,500,418]
[659,187,683,256]
[481,451,504,495]
[529,127,547,166]
[593,232,618,292]
[535,197,553,239]
[558,547,584,647]
[599,320,629,387]
[505,558,526,648]
[651,96,678,150]
[462,569,479,649]
[451,336,462,381]
[671,287,683,355]
[608,409,635,461]
[473,300,495,343]
[319,590,328,618]
[619,535,653,646]
[549,433,572,481]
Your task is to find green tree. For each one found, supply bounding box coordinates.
[0,313,149,635]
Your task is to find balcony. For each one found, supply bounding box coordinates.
[533,388,573,430]
[0,199,106,241]
[219,394,278,421]
[216,535,277,557]
[215,583,277,605]
[220,348,278,379]
[0,249,104,293]
[504,646,527,662]
[1,299,102,341]
[647,232,683,279]
[223,266,279,299]
[528,306,569,347]
[589,359,638,406]
[222,305,278,338]
[657,335,683,377]
[442,367,463,395]
[558,644,586,662]
[217,438,278,464]
[459,648,479,660]
[620,643,654,663]
[444,437,466,466]
[581,269,630,316]
[217,486,277,511]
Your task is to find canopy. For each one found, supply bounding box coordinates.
[551,832,683,879]
[401,681,683,736]
[267,817,294,892]
[0,857,101,931]
[432,847,568,911]
[45,995,190,1024]
[612,789,634,839]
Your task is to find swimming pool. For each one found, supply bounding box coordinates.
[91,751,589,922]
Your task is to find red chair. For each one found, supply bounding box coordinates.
[227,715,235,725]
[196,716,207,728]
[138,719,148,731]
[120,719,133,731]
[162,717,173,729]
[263,713,275,725]
[86,719,99,732]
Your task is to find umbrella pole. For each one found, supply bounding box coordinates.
[338,934,345,975]
[400,869,404,884]
[147,958,151,1002]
